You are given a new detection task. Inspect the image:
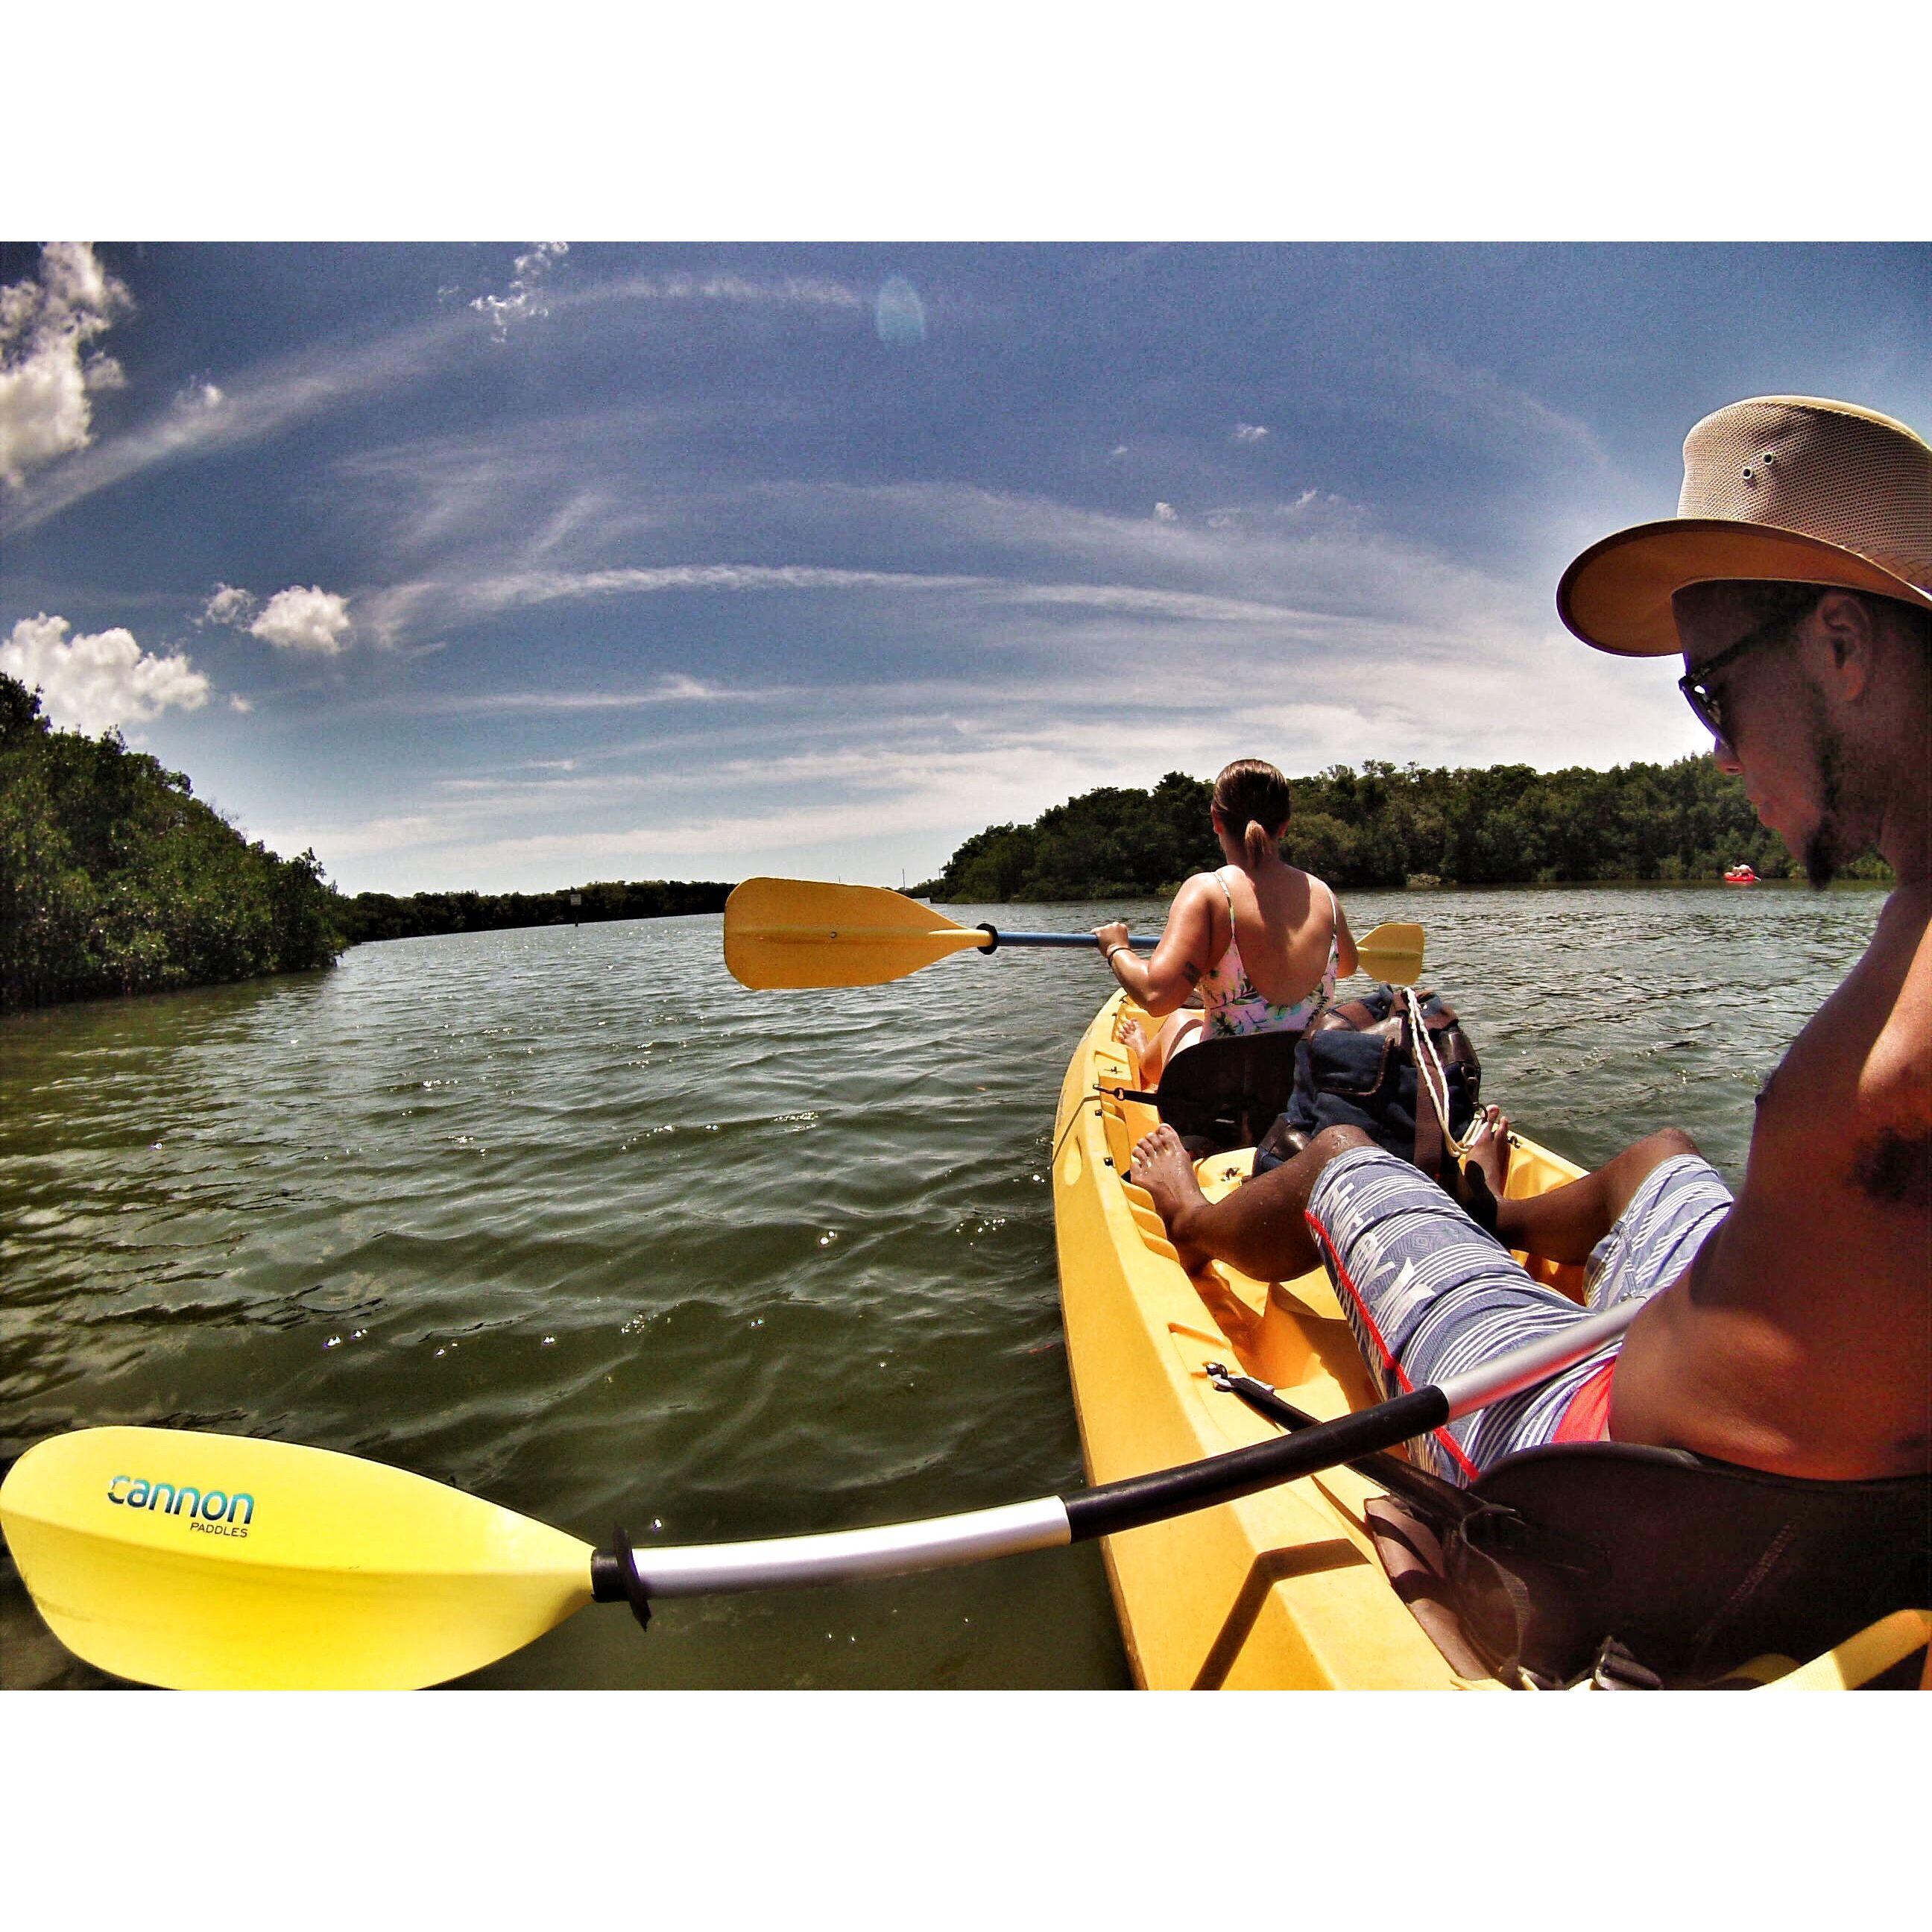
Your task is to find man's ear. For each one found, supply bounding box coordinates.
[1808,590,1877,702]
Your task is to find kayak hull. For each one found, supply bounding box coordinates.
[1051,991,1591,1690]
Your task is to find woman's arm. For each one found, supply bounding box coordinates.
[1330,889,1359,979]
[1093,877,1218,1016]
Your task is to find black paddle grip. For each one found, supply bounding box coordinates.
[1063,1386,1450,1542]
[595,1527,653,1631]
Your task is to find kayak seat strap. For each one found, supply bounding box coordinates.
[1361,1442,1932,1689]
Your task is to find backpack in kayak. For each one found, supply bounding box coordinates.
[1253,985,1481,1184]
[1111,1030,1301,1158]
[1362,1442,1932,1689]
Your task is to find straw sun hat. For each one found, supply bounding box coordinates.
[1558,395,1932,657]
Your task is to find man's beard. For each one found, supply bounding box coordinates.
[1799,720,1849,890]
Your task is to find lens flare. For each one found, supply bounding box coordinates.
[874,277,926,347]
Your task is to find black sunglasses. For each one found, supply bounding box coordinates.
[1676,599,1815,743]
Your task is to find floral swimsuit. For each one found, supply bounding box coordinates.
[1199,869,1338,1039]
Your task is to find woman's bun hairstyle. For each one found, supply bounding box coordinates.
[1212,759,1292,865]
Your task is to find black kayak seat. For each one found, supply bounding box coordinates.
[1111,1030,1301,1157]
[1361,1439,1932,1689]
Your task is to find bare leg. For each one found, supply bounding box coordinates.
[1129,1123,1378,1281]
[1490,1128,1701,1263]
[1121,1011,1202,1088]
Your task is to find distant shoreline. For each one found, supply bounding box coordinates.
[338,880,733,946]
[921,875,1892,906]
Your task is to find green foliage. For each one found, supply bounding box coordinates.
[342,878,732,944]
[0,673,736,1007]
[1,673,350,1011]
[919,759,1891,901]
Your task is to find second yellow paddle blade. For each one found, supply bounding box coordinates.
[0,1427,595,1690]
[1354,921,1425,987]
[724,877,989,988]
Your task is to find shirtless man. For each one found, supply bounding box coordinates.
[1130,396,1931,1486]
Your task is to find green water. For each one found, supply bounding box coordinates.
[0,886,1884,1688]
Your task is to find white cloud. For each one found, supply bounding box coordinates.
[1232,423,1269,443]
[472,242,569,342]
[1,613,209,736]
[228,693,253,713]
[0,244,133,490]
[249,585,354,654]
[1152,501,1178,521]
[202,581,257,627]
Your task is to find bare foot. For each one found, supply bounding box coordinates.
[1119,1017,1153,1074]
[1460,1103,1512,1198]
[1128,1124,1213,1273]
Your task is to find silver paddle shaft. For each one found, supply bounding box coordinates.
[619,1301,1645,1600]
[1436,1298,1642,1417]
[628,1496,1071,1597]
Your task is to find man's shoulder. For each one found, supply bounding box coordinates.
[1770,888,1932,1212]
[1749,896,1925,1137]
[1860,888,1932,1114]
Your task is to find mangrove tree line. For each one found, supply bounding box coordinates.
[1,672,346,1011]
[342,880,732,943]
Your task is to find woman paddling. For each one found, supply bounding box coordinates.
[1093,759,1357,1087]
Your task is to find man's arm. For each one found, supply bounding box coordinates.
[1609,890,1932,1477]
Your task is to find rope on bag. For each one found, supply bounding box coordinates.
[1404,984,1479,1160]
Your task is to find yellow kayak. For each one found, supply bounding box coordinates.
[1051,990,1931,1690]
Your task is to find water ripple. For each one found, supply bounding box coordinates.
[0,887,1884,1686]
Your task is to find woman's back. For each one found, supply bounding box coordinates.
[1199,862,1339,1037]
[1092,757,1357,1086]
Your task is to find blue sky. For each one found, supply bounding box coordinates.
[4,240,1927,895]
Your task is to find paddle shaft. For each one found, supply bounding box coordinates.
[981,926,1162,951]
[591,1298,1641,1604]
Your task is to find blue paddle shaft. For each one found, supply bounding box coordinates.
[981,929,1162,952]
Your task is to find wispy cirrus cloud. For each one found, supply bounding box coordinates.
[353,555,1350,651]
[1,310,476,537]
[1397,348,1611,468]
[416,674,770,715]
[6,255,879,542]
[568,271,865,313]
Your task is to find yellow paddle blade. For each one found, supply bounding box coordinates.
[0,1427,594,1690]
[724,877,990,988]
[1354,921,1425,987]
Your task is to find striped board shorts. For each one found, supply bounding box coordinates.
[1304,1146,1734,1484]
